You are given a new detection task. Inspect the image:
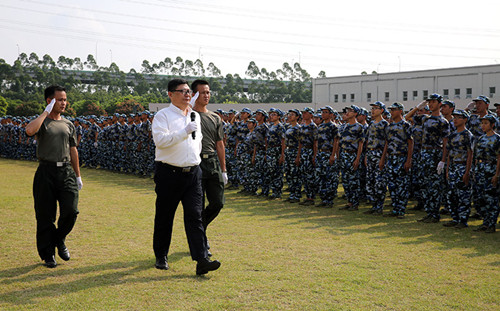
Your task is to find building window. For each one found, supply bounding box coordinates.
[367,93,371,102]
[466,88,472,99]
[384,92,390,102]
[413,90,418,100]
[489,87,496,97]
[423,90,428,100]
[443,89,449,99]
[403,91,408,101]
[350,94,355,102]
[334,94,338,103]
[454,88,460,99]
[342,94,346,103]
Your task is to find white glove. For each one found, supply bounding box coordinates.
[94,142,98,148]
[437,161,445,175]
[33,139,37,145]
[76,176,83,190]
[184,121,198,135]
[44,98,56,114]
[466,102,475,110]
[417,100,427,110]
[189,91,199,107]
[222,172,228,185]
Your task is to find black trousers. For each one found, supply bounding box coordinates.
[33,163,79,260]
[200,155,225,230]
[153,162,207,261]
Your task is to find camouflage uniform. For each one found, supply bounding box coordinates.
[265,122,285,198]
[235,121,250,187]
[225,122,238,187]
[285,123,302,201]
[418,115,450,220]
[315,121,339,205]
[446,128,473,225]
[472,133,500,229]
[241,128,257,193]
[253,122,269,195]
[365,119,388,212]
[298,122,318,200]
[384,119,413,216]
[339,122,364,208]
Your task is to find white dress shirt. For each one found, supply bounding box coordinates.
[152,104,203,167]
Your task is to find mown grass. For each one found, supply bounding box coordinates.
[0,158,498,310]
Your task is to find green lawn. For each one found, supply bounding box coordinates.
[0,158,498,310]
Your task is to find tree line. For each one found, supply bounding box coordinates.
[0,53,319,117]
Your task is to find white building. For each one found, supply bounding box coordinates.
[312,64,500,111]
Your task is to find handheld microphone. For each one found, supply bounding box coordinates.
[190,112,196,139]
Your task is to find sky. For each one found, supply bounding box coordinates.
[1,0,500,78]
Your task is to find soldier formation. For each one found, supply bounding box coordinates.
[1,94,499,232]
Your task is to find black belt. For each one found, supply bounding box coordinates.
[157,162,198,173]
[201,153,217,159]
[367,147,383,151]
[451,160,467,164]
[39,160,71,167]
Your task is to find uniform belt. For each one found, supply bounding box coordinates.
[319,148,333,152]
[476,159,496,164]
[302,146,313,149]
[451,160,467,164]
[158,162,197,173]
[39,160,71,167]
[201,153,217,159]
[341,149,357,153]
[367,147,383,151]
[422,146,441,150]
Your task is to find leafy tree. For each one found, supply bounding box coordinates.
[14,101,43,116]
[114,98,145,115]
[0,95,7,116]
[318,71,327,78]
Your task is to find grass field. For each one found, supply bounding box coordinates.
[0,158,498,310]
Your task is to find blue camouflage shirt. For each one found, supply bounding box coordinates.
[474,133,500,162]
[447,129,473,162]
[418,115,450,148]
[299,122,318,148]
[366,120,388,150]
[267,122,285,147]
[385,119,412,155]
[339,122,364,152]
[317,121,339,151]
[285,124,301,149]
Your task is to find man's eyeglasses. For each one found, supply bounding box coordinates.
[171,89,191,95]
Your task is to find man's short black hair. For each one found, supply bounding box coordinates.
[44,85,66,100]
[191,79,209,93]
[168,78,189,92]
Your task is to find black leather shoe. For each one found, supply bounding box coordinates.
[57,243,70,261]
[196,258,221,275]
[43,255,57,268]
[207,249,212,257]
[155,256,169,270]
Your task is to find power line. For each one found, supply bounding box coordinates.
[1,3,497,62]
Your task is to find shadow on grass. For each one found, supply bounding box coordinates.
[0,253,209,306]
[226,189,500,261]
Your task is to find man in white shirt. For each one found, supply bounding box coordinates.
[151,78,221,275]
